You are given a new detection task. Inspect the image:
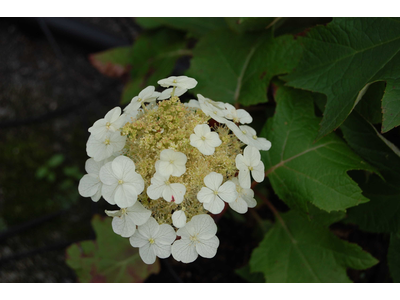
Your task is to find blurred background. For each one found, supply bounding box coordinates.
[0,17,269,283]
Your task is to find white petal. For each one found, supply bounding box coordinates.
[172,211,187,228]
[152,243,172,259]
[251,161,265,183]
[244,145,261,166]
[203,196,225,214]
[137,217,159,239]
[190,214,217,240]
[193,124,210,136]
[91,188,102,202]
[114,184,137,208]
[197,187,216,204]
[198,142,215,155]
[104,107,122,123]
[126,202,152,226]
[229,198,249,214]
[235,154,248,171]
[190,134,204,149]
[85,158,102,175]
[111,156,135,179]
[139,243,157,264]
[238,168,251,189]
[171,239,198,263]
[105,209,121,217]
[129,230,148,248]
[196,236,219,258]
[205,132,222,148]
[217,180,238,203]
[255,137,272,151]
[123,173,144,194]
[154,224,176,245]
[204,172,223,191]
[101,183,117,205]
[163,183,186,204]
[236,109,253,124]
[78,174,100,197]
[112,215,136,238]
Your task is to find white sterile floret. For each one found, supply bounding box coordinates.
[185,99,201,110]
[227,122,271,151]
[197,172,237,214]
[99,155,144,208]
[236,145,265,189]
[105,201,151,238]
[171,210,187,228]
[157,87,187,100]
[86,131,127,162]
[158,149,187,177]
[157,76,197,90]
[78,157,113,202]
[147,171,186,204]
[171,214,219,263]
[88,107,126,140]
[129,217,176,264]
[223,103,253,124]
[197,94,227,124]
[229,178,257,214]
[190,124,222,155]
[124,86,161,116]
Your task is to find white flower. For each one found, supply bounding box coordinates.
[171,214,219,263]
[190,124,222,155]
[223,103,253,124]
[197,172,237,214]
[105,201,152,238]
[235,145,265,189]
[129,217,176,264]
[158,87,187,100]
[99,155,145,208]
[78,157,113,202]
[158,149,187,177]
[172,210,187,228]
[88,107,126,140]
[228,178,257,214]
[157,76,197,90]
[227,122,271,151]
[86,131,126,162]
[147,171,186,204]
[124,86,161,116]
[197,94,227,124]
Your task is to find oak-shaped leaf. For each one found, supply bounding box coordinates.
[186,29,302,106]
[66,215,159,283]
[283,17,400,138]
[249,210,378,282]
[260,85,375,213]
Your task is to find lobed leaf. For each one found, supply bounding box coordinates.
[186,29,302,106]
[249,210,378,282]
[283,17,400,138]
[260,85,375,213]
[66,215,159,283]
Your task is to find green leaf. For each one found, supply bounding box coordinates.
[186,29,302,106]
[121,29,188,104]
[261,85,375,213]
[235,264,265,283]
[355,81,385,125]
[66,215,159,282]
[388,232,400,282]
[225,17,278,34]
[135,17,228,38]
[341,110,400,232]
[283,17,400,138]
[249,210,378,282]
[89,46,133,78]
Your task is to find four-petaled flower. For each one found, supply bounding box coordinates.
[124,86,161,116]
[158,76,197,90]
[190,124,222,155]
[197,94,227,124]
[147,164,186,204]
[235,145,265,189]
[78,157,113,202]
[197,172,237,214]
[105,201,152,237]
[86,131,126,162]
[229,178,257,214]
[171,214,219,263]
[129,217,176,264]
[88,107,126,140]
[99,155,145,208]
[158,149,187,177]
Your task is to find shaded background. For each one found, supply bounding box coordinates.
[0,17,391,283]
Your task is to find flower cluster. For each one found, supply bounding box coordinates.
[78,75,271,264]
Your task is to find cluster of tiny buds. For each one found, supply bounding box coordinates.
[78,75,271,264]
